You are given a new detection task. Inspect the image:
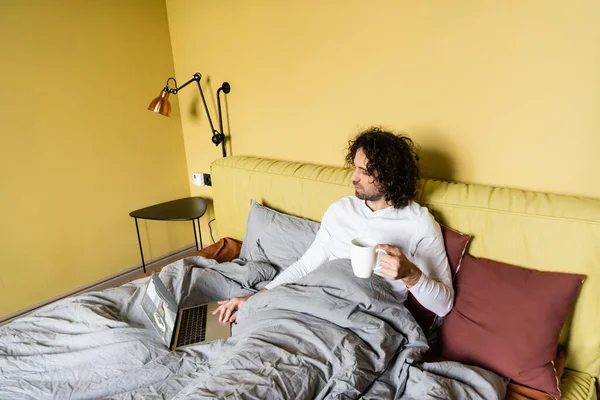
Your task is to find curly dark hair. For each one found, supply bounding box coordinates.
[345,127,420,208]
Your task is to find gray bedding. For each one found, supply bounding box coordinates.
[0,257,507,399]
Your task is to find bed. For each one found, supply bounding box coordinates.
[1,155,598,400]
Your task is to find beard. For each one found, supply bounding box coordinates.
[355,188,385,202]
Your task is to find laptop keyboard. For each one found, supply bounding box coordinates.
[176,305,208,347]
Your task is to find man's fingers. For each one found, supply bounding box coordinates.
[376,244,392,252]
[218,306,227,322]
[209,298,245,321]
[214,299,233,315]
[229,311,238,323]
[378,266,399,280]
[378,254,392,264]
[221,306,233,324]
[376,267,393,279]
[378,254,400,268]
[377,262,394,272]
[377,244,402,257]
[214,304,227,317]
[378,264,396,275]
[218,304,228,322]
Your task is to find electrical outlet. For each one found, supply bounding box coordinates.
[192,172,212,186]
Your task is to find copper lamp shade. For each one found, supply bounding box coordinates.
[148,73,231,157]
[148,89,171,117]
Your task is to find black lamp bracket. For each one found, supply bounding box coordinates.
[212,132,225,146]
[163,73,230,157]
[165,77,178,92]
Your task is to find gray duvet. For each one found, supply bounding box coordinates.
[0,257,507,399]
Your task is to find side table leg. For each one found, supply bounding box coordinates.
[134,218,146,273]
[192,219,199,251]
[198,218,203,249]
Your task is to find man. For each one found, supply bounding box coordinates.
[214,127,453,323]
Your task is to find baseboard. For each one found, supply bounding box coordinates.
[0,244,199,326]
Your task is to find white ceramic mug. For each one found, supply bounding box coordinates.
[350,237,387,278]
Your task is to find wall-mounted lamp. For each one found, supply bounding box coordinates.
[148,73,231,157]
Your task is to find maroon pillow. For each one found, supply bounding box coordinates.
[441,224,471,277]
[440,254,585,399]
[404,224,471,334]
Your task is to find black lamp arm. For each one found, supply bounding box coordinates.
[167,73,198,94]
[165,73,229,157]
[216,82,231,158]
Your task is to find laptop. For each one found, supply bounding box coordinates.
[141,272,231,350]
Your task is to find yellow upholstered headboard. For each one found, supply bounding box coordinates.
[211,155,600,379]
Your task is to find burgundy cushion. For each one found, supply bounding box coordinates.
[441,224,471,276]
[404,224,471,333]
[439,254,585,399]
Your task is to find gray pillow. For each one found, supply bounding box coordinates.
[240,200,320,271]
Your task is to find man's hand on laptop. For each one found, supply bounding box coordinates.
[213,289,268,323]
[214,296,249,323]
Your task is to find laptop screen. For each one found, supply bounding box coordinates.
[141,273,179,347]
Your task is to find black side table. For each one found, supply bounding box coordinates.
[129,197,207,273]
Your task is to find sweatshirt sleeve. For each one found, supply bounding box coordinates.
[407,230,454,317]
[264,209,333,290]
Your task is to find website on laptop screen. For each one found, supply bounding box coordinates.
[141,273,178,346]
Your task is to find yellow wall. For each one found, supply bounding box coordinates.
[4,0,597,318]
[166,0,600,240]
[0,0,191,318]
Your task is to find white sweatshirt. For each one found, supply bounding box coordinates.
[264,196,454,317]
